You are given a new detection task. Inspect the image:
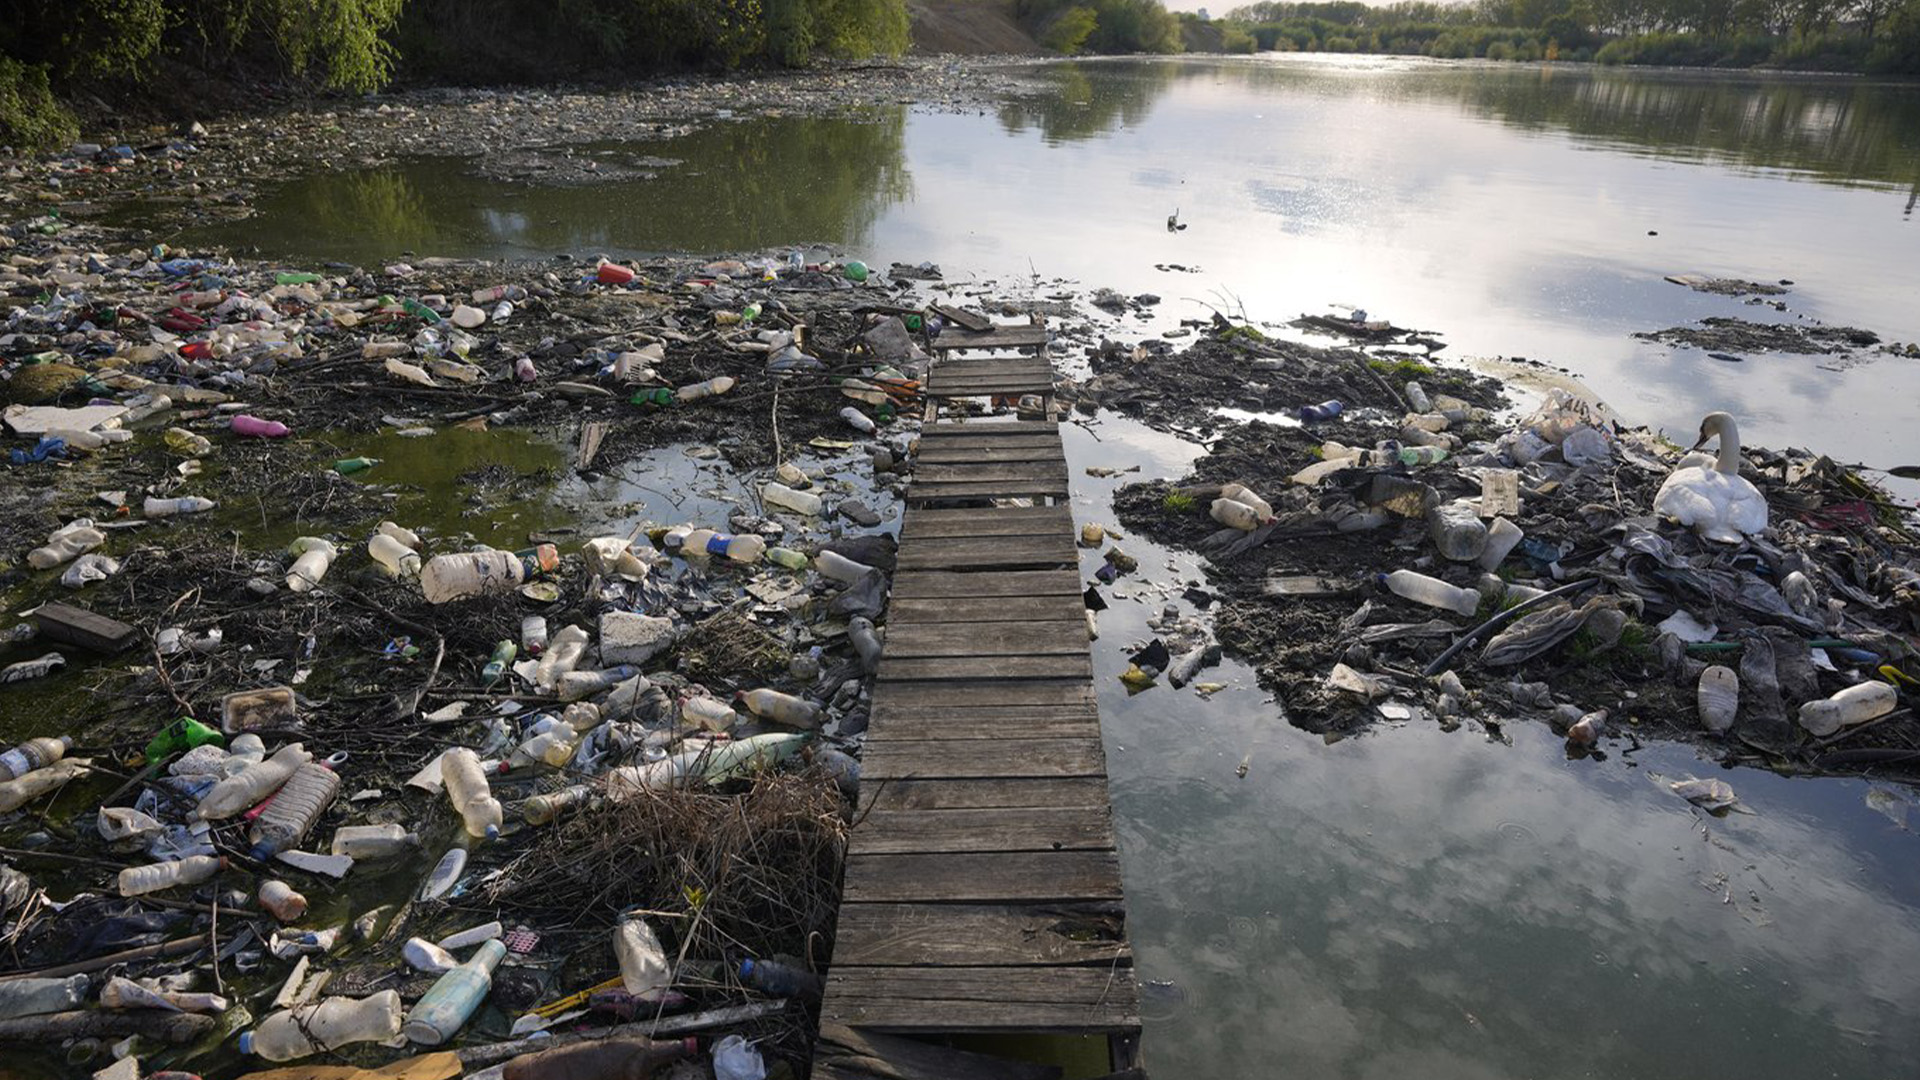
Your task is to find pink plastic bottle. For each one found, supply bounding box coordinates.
[232,415,291,438]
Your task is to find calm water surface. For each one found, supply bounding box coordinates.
[185,56,1920,1079]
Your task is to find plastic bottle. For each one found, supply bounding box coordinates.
[596,262,636,285]
[843,260,870,283]
[1298,400,1343,422]
[402,938,507,1045]
[332,824,419,859]
[556,668,635,704]
[118,855,225,897]
[535,625,590,690]
[840,407,876,435]
[28,524,105,570]
[146,718,224,764]
[368,532,421,577]
[231,415,290,438]
[848,616,884,673]
[699,532,767,563]
[521,615,549,656]
[420,545,558,604]
[1404,381,1432,412]
[442,748,502,839]
[502,1035,698,1080]
[482,641,517,686]
[1219,483,1273,519]
[334,456,379,475]
[682,695,737,731]
[0,975,89,1017]
[163,426,209,456]
[249,760,341,859]
[0,736,72,782]
[377,520,421,548]
[676,376,736,402]
[0,653,65,684]
[1396,445,1449,466]
[286,537,337,592]
[240,991,404,1061]
[199,743,309,820]
[508,722,579,769]
[1697,666,1739,734]
[1428,501,1489,563]
[766,547,808,571]
[1380,570,1481,617]
[1210,498,1264,531]
[738,689,822,729]
[472,284,525,304]
[762,482,823,516]
[1799,681,1898,737]
[614,917,669,995]
[99,975,229,1013]
[739,957,824,999]
[1479,517,1524,571]
[450,304,486,329]
[143,495,216,517]
[258,879,308,922]
[814,550,873,584]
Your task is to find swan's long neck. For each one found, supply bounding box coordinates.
[1714,417,1742,475]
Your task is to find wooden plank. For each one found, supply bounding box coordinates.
[30,601,138,654]
[917,462,1069,484]
[871,680,1093,710]
[907,481,1069,502]
[863,738,1107,780]
[891,597,1085,624]
[913,437,1063,456]
[892,570,1080,599]
[894,537,1073,572]
[864,778,1110,811]
[822,996,1135,1034]
[886,621,1088,658]
[868,702,1098,732]
[852,807,1113,854]
[936,357,1051,376]
[901,506,1070,539]
[914,445,1065,465]
[832,904,1129,968]
[812,1022,1064,1080]
[919,420,1059,437]
[930,326,1051,351]
[879,654,1093,682]
[928,304,994,332]
[824,967,1138,1032]
[842,851,1124,904]
[931,374,1055,393]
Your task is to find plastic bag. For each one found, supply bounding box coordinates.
[713,1035,767,1080]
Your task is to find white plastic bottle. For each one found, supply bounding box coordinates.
[676,376,736,402]
[331,824,419,859]
[1210,498,1263,531]
[1799,681,1898,737]
[738,689,823,729]
[681,695,737,731]
[508,722,579,769]
[239,991,404,1061]
[286,537,337,592]
[535,625,590,690]
[1428,501,1489,562]
[118,855,226,897]
[376,520,421,548]
[1380,569,1482,617]
[368,532,421,576]
[763,482,823,516]
[815,550,873,583]
[198,743,310,820]
[441,748,502,840]
[840,407,876,434]
[1219,483,1273,519]
[144,496,216,517]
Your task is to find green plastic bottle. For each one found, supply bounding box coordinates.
[481,641,516,686]
[333,457,379,475]
[765,547,809,571]
[631,388,674,408]
[402,298,442,323]
[144,717,225,764]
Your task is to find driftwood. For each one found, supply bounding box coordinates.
[0,1007,214,1044]
[455,1001,786,1068]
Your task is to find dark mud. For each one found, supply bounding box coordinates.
[1635,315,1894,358]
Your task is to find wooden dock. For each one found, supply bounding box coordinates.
[816,346,1142,1078]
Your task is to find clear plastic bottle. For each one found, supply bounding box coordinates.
[840,406,876,434]
[1799,681,1897,737]
[1210,498,1263,531]
[738,689,822,729]
[1478,517,1524,571]
[762,482,823,516]
[535,625,590,690]
[404,939,507,1045]
[814,550,873,584]
[331,823,419,859]
[248,760,340,858]
[848,617,884,674]
[695,532,767,563]
[520,615,549,656]
[676,376,736,402]
[118,854,226,896]
[239,991,404,1061]
[508,721,579,769]
[285,537,337,592]
[1427,501,1489,563]
[1218,483,1273,519]
[556,667,635,704]
[368,533,421,576]
[738,957,824,999]
[199,743,310,820]
[144,496,216,517]
[0,975,89,1017]
[420,545,558,605]
[0,736,72,782]
[1380,570,1482,617]
[442,747,503,840]
[1404,380,1432,412]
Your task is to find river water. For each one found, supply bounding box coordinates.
[187,56,1920,1078]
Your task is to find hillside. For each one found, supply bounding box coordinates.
[907,0,1043,54]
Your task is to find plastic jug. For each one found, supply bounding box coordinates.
[28,523,105,569]
[1799,681,1897,737]
[1219,483,1273,519]
[368,533,421,576]
[1479,517,1524,571]
[258,879,308,922]
[535,625,590,690]
[199,743,309,820]
[239,991,403,1061]
[442,747,503,839]
[1210,498,1263,531]
[848,617,884,673]
[614,917,670,995]
[1428,501,1489,562]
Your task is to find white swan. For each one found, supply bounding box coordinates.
[1654,412,1768,543]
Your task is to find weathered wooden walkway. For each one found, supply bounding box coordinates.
[816,346,1142,1078]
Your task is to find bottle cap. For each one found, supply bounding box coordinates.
[484,823,500,841]
[238,1031,255,1055]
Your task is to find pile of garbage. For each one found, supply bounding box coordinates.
[1114,326,1920,777]
[0,215,1009,1078]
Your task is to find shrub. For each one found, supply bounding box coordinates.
[0,57,78,151]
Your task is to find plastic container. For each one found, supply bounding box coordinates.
[118,855,225,897]
[0,975,89,1017]
[501,1035,697,1080]
[1478,517,1524,571]
[1380,570,1481,617]
[766,547,808,571]
[1799,681,1898,737]
[762,482,823,516]
[438,921,504,951]
[536,625,590,690]
[814,550,873,584]
[198,743,310,820]
[1210,498,1263,531]
[681,695,737,731]
[1404,381,1432,412]
[739,957,824,999]
[231,414,290,438]
[1428,501,1489,563]
[99,975,227,1013]
[849,617,884,673]
[676,376,736,402]
[143,496,216,517]
[508,722,579,769]
[614,917,670,995]
[521,615,549,656]
[239,991,403,1061]
[556,667,635,704]
[258,879,308,922]
[286,537,337,592]
[377,520,421,548]
[1219,483,1273,519]
[738,689,822,729]
[698,532,766,563]
[405,938,507,1045]
[840,407,876,435]
[1697,666,1739,734]
[450,304,486,329]
[368,532,421,576]
[0,736,72,782]
[421,847,467,901]
[331,823,419,859]
[248,760,340,859]
[596,262,636,285]
[443,748,503,840]
[420,545,558,604]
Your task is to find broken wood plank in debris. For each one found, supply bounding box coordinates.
[575,420,609,471]
[928,304,994,332]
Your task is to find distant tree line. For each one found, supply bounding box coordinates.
[0,0,910,149]
[1016,0,1186,54]
[1224,0,1920,70]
